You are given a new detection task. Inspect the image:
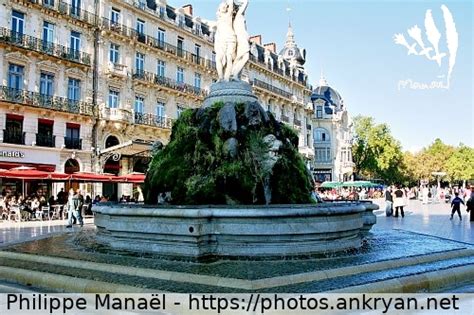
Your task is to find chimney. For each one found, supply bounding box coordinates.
[264,43,276,53]
[250,35,262,46]
[182,4,193,16]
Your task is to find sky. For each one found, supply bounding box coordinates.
[171,0,473,152]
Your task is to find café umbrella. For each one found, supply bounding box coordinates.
[320,181,344,189]
[2,166,50,197]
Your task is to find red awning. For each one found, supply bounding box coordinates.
[69,172,118,182]
[0,162,56,172]
[2,166,51,180]
[117,172,146,184]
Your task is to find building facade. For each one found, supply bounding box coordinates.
[0,0,350,199]
[311,76,354,183]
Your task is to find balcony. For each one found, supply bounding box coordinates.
[252,79,293,100]
[36,133,55,148]
[249,56,308,87]
[64,137,82,150]
[294,119,302,127]
[281,115,290,123]
[3,129,25,145]
[100,18,216,71]
[134,112,173,129]
[0,86,94,116]
[100,106,133,123]
[106,63,128,78]
[0,28,91,66]
[133,71,208,98]
[13,0,97,26]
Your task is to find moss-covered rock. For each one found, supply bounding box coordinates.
[143,101,314,205]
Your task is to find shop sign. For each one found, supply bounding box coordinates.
[0,151,25,158]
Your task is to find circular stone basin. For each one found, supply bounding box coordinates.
[94,202,378,259]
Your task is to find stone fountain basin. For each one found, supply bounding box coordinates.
[94,202,378,259]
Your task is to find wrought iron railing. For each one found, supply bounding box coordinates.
[249,55,308,86]
[252,79,293,100]
[64,137,82,150]
[133,70,208,98]
[3,129,25,145]
[0,28,91,65]
[100,18,216,71]
[0,86,94,116]
[134,112,173,129]
[36,133,55,147]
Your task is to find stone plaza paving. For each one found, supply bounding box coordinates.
[0,200,472,293]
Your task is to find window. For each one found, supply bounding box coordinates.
[178,15,185,27]
[134,96,144,113]
[136,19,145,42]
[194,23,202,36]
[157,60,165,77]
[315,148,331,163]
[157,28,166,47]
[316,105,323,119]
[40,72,54,97]
[70,31,81,58]
[11,10,24,35]
[135,52,145,75]
[8,64,24,90]
[156,102,165,118]
[137,0,146,9]
[37,120,54,147]
[108,90,119,108]
[177,37,184,57]
[44,0,55,7]
[43,21,55,46]
[67,78,81,102]
[109,43,120,64]
[194,73,201,89]
[176,67,184,84]
[314,128,330,142]
[158,6,166,18]
[111,8,120,24]
[71,0,81,16]
[4,116,24,145]
[194,44,201,64]
[65,124,81,149]
[177,105,184,118]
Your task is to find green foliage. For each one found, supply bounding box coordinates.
[352,116,404,184]
[143,102,313,205]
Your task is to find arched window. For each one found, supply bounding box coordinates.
[314,128,330,143]
[64,159,80,174]
[105,135,120,148]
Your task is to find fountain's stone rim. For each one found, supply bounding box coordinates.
[94,203,369,218]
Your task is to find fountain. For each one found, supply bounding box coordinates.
[0,0,472,294]
[94,0,377,259]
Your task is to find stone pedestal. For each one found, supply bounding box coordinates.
[202,81,258,108]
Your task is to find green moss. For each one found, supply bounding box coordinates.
[144,103,313,205]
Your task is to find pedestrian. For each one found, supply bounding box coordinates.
[465,190,474,222]
[384,186,393,217]
[393,186,405,218]
[422,186,429,204]
[450,192,464,221]
[66,189,84,228]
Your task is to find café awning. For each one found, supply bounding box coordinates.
[117,172,146,184]
[69,172,118,182]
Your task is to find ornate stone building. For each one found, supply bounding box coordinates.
[0,0,96,196]
[0,0,316,199]
[311,75,354,182]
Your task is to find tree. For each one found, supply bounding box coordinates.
[446,145,474,184]
[352,116,404,184]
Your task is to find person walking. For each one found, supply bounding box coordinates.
[393,186,405,218]
[450,192,464,221]
[466,191,474,222]
[384,187,393,217]
[66,189,84,228]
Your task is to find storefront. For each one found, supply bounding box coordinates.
[0,146,61,197]
[313,169,333,183]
